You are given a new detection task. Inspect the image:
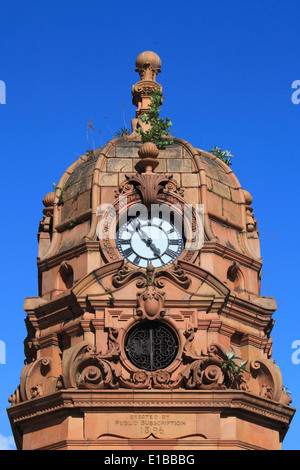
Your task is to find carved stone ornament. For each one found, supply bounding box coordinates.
[244,189,258,233]
[136,286,166,321]
[115,142,185,207]
[132,51,162,114]
[112,262,192,291]
[113,262,192,322]
[62,330,122,391]
[120,369,172,389]
[117,172,184,208]
[135,51,161,81]
[249,358,283,402]
[8,356,61,405]
[12,329,289,399]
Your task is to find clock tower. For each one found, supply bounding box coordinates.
[8,51,295,450]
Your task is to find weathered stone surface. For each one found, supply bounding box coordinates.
[106,157,133,172]
[9,51,294,451]
[167,158,192,172]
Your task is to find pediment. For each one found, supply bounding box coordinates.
[71,259,230,309]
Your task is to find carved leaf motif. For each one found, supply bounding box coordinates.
[117,172,183,208]
[119,370,151,389]
[112,262,191,291]
[112,264,147,289]
[78,358,121,390]
[154,263,191,290]
[152,370,171,388]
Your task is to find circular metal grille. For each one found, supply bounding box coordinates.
[124,321,178,371]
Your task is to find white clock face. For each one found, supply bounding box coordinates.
[117,215,184,268]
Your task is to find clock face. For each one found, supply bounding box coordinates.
[117,215,184,268]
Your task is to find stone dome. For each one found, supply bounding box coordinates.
[37,52,262,302]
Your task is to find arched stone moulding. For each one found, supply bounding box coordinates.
[98,165,200,267]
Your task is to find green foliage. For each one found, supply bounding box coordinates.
[136,89,173,149]
[283,386,292,396]
[222,349,250,386]
[115,127,131,137]
[210,146,234,166]
[52,182,65,204]
[69,217,77,228]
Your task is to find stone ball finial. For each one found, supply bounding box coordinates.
[243,190,253,206]
[43,192,55,208]
[137,142,160,173]
[42,191,55,216]
[135,51,162,81]
[138,142,160,159]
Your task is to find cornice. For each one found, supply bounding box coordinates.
[223,294,276,332]
[201,241,262,272]
[37,240,100,272]
[7,389,295,430]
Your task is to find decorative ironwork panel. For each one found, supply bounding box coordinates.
[125,321,178,371]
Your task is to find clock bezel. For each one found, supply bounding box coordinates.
[116,212,185,269]
[98,186,199,268]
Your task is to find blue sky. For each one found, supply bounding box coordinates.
[0,0,300,450]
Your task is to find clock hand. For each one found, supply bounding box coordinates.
[135,224,161,257]
[148,241,161,257]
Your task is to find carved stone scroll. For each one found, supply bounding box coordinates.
[18,357,60,402]
[249,358,283,402]
[112,262,191,291]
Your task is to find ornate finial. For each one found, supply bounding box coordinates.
[132,51,162,120]
[137,142,159,173]
[243,190,257,232]
[42,192,55,216]
[135,51,162,82]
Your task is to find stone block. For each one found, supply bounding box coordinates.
[100,186,118,204]
[207,191,223,219]
[182,187,200,206]
[100,173,119,186]
[106,158,133,172]
[77,190,92,213]
[222,198,243,226]
[182,173,199,187]
[212,180,231,199]
[161,146,183,158]
[167,159,192,172]
[116,147,139,158]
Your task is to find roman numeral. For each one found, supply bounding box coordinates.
[123,247,134,258]
[169,239,180,245]
[120,240,131,245]
[133,255,141,265]
[165,248,177,258]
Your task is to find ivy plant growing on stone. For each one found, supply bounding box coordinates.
[136,89,173,149]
